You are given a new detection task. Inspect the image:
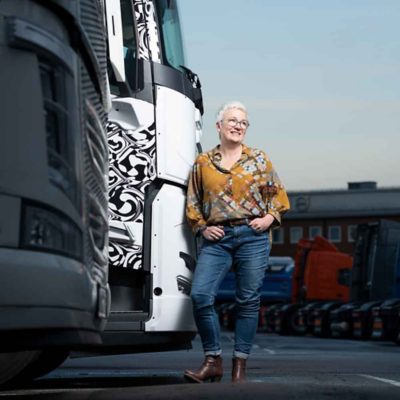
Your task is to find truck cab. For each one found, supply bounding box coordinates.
[99,0,203,352]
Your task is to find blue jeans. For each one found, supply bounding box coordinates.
[190,225,270,359]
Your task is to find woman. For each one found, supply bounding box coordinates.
[184,101,290,383]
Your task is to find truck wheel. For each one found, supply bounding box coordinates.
[5,350,69,384]
[286,310,299,335]
[0,351,41,386]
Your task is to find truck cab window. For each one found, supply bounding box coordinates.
[155,0,185,71]
[109,0,137,95]
[121,0,137,89]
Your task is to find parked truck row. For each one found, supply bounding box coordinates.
[217,220,400,345]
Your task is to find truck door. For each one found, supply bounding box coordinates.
[103,0,202,351]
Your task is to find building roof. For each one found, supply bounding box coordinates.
[286,184,400,220]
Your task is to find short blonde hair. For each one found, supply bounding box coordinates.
[215,101,247,123]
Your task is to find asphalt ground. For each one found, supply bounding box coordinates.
[0,331,399,399]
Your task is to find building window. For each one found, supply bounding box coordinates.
[272,228,284,244]
[309,226,322,239]
[328,225,341,243]
[348,225,357,243]
[290,227,303,244]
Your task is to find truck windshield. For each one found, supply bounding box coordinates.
[155,0,186,72]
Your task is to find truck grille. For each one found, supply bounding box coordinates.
[79,0,109,280]
[86,101,108,186]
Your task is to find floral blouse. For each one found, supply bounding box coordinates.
[186,144,290,234]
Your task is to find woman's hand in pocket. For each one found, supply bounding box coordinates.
[202,225,225,241]
[249,214,275,232]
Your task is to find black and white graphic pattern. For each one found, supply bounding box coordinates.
[109,240,143,270]
[108,120,157,269]
[134,0,161,62]
[107,0,162,269]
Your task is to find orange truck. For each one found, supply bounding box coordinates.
[269,236,353,335]
[292,236,353,304]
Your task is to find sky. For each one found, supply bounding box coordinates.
[178,0,400,191]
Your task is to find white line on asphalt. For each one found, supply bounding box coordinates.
[359,374,400,387]
[253,344,276,355]
[223,333,234,343]
[262,348,276,355]
[223,334,276,354]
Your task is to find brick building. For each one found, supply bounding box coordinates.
[271,182,400,258]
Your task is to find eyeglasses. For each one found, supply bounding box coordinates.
[224,118,250,130]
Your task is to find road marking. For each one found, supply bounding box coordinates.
[223,333,234,343]
[359,374,400,387]
[262,348,276,355]
[223,334,276,354]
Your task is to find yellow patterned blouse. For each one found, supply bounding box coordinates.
[186,144,290,234]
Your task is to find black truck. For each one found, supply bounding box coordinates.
[330,219,400,342]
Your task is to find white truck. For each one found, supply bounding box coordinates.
[0,0,202,385]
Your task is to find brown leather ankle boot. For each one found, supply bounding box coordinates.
[232,357,246,383]
[184,355,223,383]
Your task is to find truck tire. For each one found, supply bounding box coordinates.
[5,350,69,384]
[0,351,41,386]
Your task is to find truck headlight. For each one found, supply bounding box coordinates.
[21,203,83,260]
